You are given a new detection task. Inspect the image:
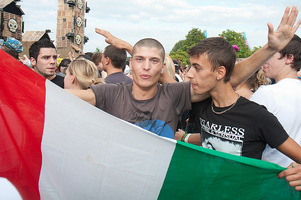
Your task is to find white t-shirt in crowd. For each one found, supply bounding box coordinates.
[250,78,301,167]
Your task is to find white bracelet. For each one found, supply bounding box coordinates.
[184,134,191,143]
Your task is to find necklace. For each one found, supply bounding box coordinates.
[211,94,240,115]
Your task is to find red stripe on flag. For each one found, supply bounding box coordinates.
[0,50,46,200]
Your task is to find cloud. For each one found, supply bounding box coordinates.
[19,0,301,54]
[84,1,283,52]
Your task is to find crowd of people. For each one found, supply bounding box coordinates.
[1,5,301,196]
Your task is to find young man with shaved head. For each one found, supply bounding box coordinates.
[68,37,191,138]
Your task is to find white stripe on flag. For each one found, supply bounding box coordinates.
[39,81,176,199]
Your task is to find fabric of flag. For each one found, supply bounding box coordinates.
[0,50,300,200]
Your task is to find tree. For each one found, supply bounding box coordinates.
[219,29,252,58]
[251,46,262,54]
[169,49,188,65]
[170,28,206,66]
[94,47,102,53]
[171,40,185,52]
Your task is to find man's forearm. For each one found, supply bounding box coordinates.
[187,133,202,146]
[230,44,277,87]
[122,42,133,56]
[65,89,96,106]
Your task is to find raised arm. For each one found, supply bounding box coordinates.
[68,51,74,61]
[71,44,85,55]
[230,6,301,87]
[95,28,133,55]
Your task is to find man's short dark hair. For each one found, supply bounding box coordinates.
[59,58,71,68]
[279,34,301,71]
[132,38,165,62]
[92,52,102,65]
[84,52,94,61]
[29,39,56,61]
[104,45,127,69]
[188,37,236,82]
[77,54,92,61]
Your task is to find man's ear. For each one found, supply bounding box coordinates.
[161,62,166,73]
[105,57,110,65]
[285,54,294,65]
[129,58,132,70]
[30,57,36,67]
[216,66,226,80]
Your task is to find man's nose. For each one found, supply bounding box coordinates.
[186,68,193,78]
[51,57,57,63]
[143,59,151,70]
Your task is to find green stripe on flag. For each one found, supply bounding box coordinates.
[158,141,301,200]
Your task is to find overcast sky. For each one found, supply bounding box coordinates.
[18,0,301,54]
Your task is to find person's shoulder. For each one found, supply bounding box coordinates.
[238,96,267,111]
[278,78,301,87]
[160,82,191,101]
[51,75,64,88]
[238,97,277,122]
[123,75,133,83]
[259,78,300,89]
[256,83,275,92]
[90,82,113,90]
[105,72,132,84]
[162,81,189,87]
[53,74,64,81]
[58,75,64,81]
[91,83,126,98]
[161,81,190,92]
[104,73,114,82]
[250,84,274,101]
[93,82,124,88]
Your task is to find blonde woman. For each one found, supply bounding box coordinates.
[234,68,271,99]
[164,53,176,80]
[64,58,104,90]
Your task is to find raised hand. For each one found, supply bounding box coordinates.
[95,28,133,55]
[267,6,301,51]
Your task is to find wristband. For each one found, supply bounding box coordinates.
[75,49,82,53]
[184,134,191,143]
[181,133,188,142]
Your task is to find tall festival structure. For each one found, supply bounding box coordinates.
[56,0,90,58]
[0,0,24,40]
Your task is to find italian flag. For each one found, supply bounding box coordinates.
[0,50,300,200]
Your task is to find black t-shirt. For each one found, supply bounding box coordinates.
[194,97,288,159]
[51,75,64,88]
